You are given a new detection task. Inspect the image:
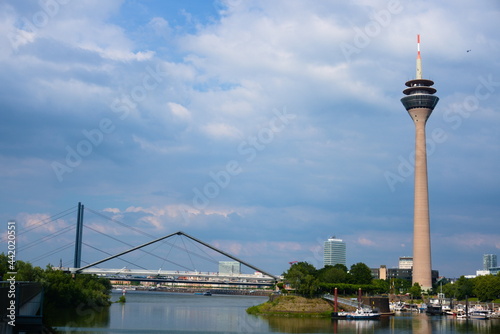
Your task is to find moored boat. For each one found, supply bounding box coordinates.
[425,305,443,315]
[345,308,381,319]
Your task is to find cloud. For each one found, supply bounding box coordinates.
[202,122,243,140]
[168,102,192,122]
[0,0,499,278]
[18,213,69,234]
[358,237,376,246]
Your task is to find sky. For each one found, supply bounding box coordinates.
[1,0,499,279]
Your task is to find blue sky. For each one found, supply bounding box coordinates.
[1,0,499,278]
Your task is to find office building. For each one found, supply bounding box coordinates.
[219,261,241,275]
[483,254,497,270]
[324,236,346,267]
[399,256,413,269]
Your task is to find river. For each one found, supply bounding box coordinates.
[50,291,500,333]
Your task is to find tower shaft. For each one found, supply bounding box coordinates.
[412,114,432,290]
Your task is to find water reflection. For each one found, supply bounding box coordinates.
[45,304,110,329]
[46,292,500,333]
[263,312,500,333]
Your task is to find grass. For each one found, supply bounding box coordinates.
[247,295,336,317]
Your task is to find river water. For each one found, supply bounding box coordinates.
[50,291,500,333]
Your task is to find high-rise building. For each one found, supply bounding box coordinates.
[219,261,241,275]
[483,254,497,270]
[399,256,413,269]
[323,236,346,267]
[400,35,439,291]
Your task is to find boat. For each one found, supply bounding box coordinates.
[468,305,491,319]
[425,305,443,315]
[331,311,349,319]
[419,303,427,313]
[345,308,381,319]
[194,291,212,296]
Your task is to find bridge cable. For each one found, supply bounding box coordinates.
[180,236,196,270]
[183,236,219,264]
[84,207,218,266]
[30,242,74,264]
[157,234,178,271]
[85,207,157,239]
[83,224,192,271]
[17,206,77,236]
[82,242,148,270]
[18,225,76,252]
[1,207,77,243]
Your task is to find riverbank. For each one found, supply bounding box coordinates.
[247,295,344,317]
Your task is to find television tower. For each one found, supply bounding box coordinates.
[400,35,439,291]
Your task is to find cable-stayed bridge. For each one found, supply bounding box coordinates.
[7,203,278,287]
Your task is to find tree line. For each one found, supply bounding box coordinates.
[440,275,500,302]
[281,261,383,297]
[0,253,112,312]
[281,261,500,302]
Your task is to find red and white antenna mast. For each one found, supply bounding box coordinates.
[416,34,422,79]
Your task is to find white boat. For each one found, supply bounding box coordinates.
[453,306,491,320]
[346,308,381,319]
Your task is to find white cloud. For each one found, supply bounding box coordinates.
[202,122,243,140]
[358,237,376,246]
[168,102,192,122]
[18,213,68,234]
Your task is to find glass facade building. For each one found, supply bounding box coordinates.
[483,254,497,270]
[218,261,241,275]
[323,236,346,267]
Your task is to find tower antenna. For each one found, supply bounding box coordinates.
[416,34,422,79]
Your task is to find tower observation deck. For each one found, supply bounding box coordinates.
[400,35,439,291]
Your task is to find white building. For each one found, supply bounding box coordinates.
[323,236,346,267]
[399,256,413,269]
[218,261,241,275]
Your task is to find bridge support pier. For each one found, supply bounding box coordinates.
[74,202,84,268]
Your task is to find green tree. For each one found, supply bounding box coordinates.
[317,265,348,283]
[390,278,412,294]
[372,279,390,294]
[333,263,348,273]
[349,262,373,285]
[441,282,457,299]
[409,283,422,298]
[16,260,44,281]
[0,255,111,311]
[283,262,319,297]
[454,276,474,300]
[473,275,500,302]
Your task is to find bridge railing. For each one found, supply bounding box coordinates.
[67,267,278,281]
[323,294,371,310]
